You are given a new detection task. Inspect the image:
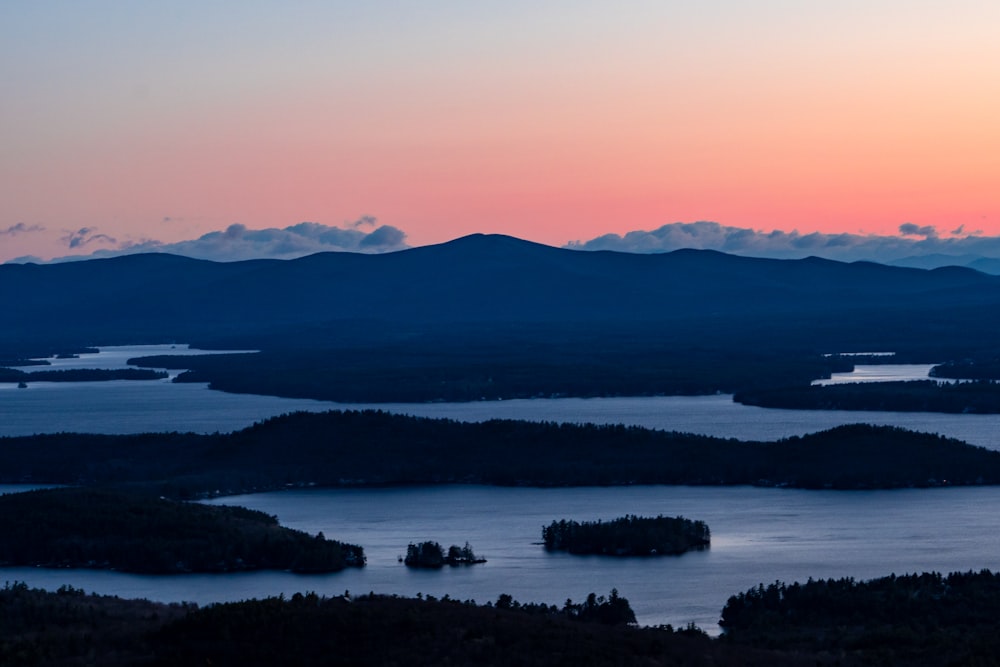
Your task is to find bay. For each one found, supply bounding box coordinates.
[1,348,999,450]
[4,351,1000,635]
[3,484,1000,634]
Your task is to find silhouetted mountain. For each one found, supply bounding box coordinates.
[3,234,1000,352]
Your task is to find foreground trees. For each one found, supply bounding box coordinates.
[720,570,1000,664]
[9,573,1000,664]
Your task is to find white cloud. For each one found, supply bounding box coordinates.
[19,218,409,263]
[567,221,1000,270]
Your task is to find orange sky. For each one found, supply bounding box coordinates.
[2,2,999,261]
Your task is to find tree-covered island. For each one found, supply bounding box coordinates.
[735,379,1000,413]
[0,412,997,496]
[0,367,168,383]
[0,487,364,573]
[543,515,710,556]
[403,541,485,568]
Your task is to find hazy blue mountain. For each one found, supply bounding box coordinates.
[3,233,1000,352]
[889,253,1000,273]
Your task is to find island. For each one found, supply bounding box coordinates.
[403,541,485,568]
[1,412,999,495]
[0,487,364,573]
[734,379,1000,414]
[0,368,169,383]
[542,515,710,556]
[126,346,851,403]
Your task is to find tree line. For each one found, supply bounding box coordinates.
[735,379,1000,413]
[0,413,998,496]
[720,570,1000,664]
[0,368,168,383]
[13,574,1000,665]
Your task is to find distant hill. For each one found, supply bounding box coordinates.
[4,234,1000,355]
[889,253,1000,274]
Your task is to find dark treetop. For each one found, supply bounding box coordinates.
[720,569,1000,666]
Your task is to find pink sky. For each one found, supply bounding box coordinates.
[2,2,999,262]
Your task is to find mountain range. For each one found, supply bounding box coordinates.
[3,234,1000,355]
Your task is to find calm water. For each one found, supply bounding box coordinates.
[4,484,1000,633]
[2,347,999,449]
[4,351,1000,632]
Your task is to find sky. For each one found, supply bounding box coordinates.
[2,1,1000,263]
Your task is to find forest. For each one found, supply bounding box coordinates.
[0,367,168,383]
[735,379,1000,413]
[542,515,710,556]
[0,584,817,666]
[0,412,997,496]
[932,358,1000,380]
[0,487,364,574]
[720,570,1000,665]
[128,344,854,402]
[7,575,1000,665]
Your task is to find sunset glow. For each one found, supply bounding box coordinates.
[2,1,999,262]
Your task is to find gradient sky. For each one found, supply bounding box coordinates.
[2,1,999,262]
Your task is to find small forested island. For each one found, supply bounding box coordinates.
[0,487,364,573]
[403,541,485,568]
[735,379,1000,413]
[0,367,168,383]
[543,515,710,556]
[0,357,49,367]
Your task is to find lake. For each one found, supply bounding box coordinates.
[5,347,1000,633]
[2,346,1000,450]
[3,484,1000,634]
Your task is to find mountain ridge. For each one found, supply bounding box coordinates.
[3,234,1000,351]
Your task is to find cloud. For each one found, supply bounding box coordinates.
[40,220,409,263]
[351,215,378,229]
[359,224,406,248]
[899,223,938,238]
[0,223,45,236]
[61,227,117,249]
[567,221,1000,270]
